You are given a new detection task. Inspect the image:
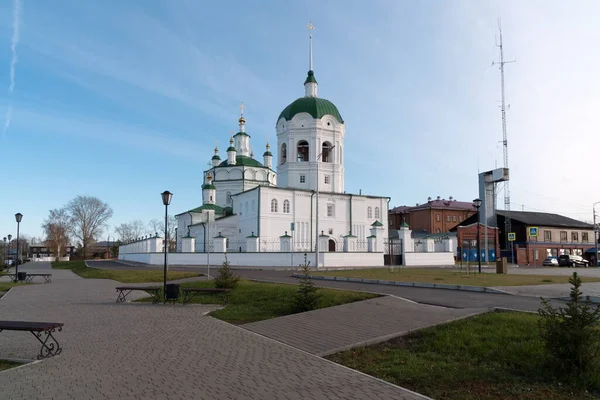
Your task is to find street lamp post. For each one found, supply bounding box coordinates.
[473,199,482,274]
[15,213,22,281]
[594,201,600,268]
[161,191,173,303]
[2,237,6,269]
[7,234,12,272]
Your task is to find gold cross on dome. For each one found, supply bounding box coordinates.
[239,102,246,117]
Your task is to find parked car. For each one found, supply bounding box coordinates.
[558,255,590,267]
[542,257,558,266]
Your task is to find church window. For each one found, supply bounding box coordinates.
[245,202,249,215]
[226,191,232,204]
[322,142,333,163]
[446,215,450,222]
[453,216,457,222]
[367,207,372,219]
[374,207,380,219]
[324,175,330,184]
[271,198,278,213]
[436,214,440,222]
[210,196,213,202]
[327,204,335,217]
[297,140,309,162]
[280,144,287,164]
[300,175,306,183]
[283,200,290,213]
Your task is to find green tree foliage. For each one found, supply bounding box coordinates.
[292,253,321,313]
[213,256,240,289]
[538,272,600,380]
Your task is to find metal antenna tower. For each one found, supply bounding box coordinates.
[492,20,515,261]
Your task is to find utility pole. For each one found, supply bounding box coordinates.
[493,20,515,263]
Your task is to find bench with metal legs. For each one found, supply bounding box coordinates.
[115,286,162,304]
[0,321,64,359]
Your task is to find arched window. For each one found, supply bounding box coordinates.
[283,199,290,213]
[271,198,278,213]
[367,207,373,219]
[226,191,232,204]
[374,207,380,219]
[280,143,287,164]
[297,140,309,162]
[322,141,333,163]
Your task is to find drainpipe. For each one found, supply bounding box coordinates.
[257,186,261,251]
[349,194,353,235]
[187,212,193,236]
[310,190,315,251]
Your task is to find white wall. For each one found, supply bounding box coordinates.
[119,251,384,268]
[404,252,455,266]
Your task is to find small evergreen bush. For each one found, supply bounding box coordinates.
[213,256,240,289]
[538,272,600,380]
[292,253,321,313]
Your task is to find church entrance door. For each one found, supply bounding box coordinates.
[328,239,336,252]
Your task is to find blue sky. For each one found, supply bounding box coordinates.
[1,0,599,240]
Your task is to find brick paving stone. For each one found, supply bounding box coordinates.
[0,262,430,400]
[243,296,487,356]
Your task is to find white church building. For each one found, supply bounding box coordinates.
[119,30,391,268]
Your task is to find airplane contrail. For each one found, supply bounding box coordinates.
[9,0,23,93]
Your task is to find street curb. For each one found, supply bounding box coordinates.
[292,274,512,295]
[555,295,600,305]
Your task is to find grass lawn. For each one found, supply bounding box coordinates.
[0,281,28,297]
[327,312,599,400]
[0,360,21,372]
[52,261,200,283]
[0,281,28,292]
[315,268,600,287]
[145,279,378,324]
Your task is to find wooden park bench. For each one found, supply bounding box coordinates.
[24,274,52,284]
[181,288,231,304]
[0,321,64,359]
[115,286,162,304]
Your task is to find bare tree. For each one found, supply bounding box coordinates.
[149,216,177,250]
[66,196,113,258]
[148,216,176,238]
[42,208,71,261]
[114,219,147,242]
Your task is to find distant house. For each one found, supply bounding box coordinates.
[390,196,477,233]
[455,210,597,265]
[30,243,75,261]
[89,241,120,259]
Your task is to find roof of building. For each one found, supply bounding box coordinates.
[278,97,343,124]
[218,155,264,168]
[187,204,226,214]
[497,210,593,229]
[391,198,476,213]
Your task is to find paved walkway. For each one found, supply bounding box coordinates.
[244,296,486,356]
[0,262,429,400]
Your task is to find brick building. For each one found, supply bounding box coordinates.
[389,196,477,233]
[457,210,598,266]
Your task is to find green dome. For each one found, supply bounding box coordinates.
[211,155,221,160]
[202,183,216,190]
[278,97,343,124]
[218,155,264,167]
